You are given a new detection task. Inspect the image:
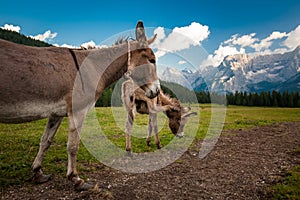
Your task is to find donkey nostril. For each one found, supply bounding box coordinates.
[156,88,160,94]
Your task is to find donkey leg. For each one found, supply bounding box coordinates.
[125,110,134,155]
[32,116,63,183]
[146,115,153,146]
[67,112,92,191]
[150,113,161,149]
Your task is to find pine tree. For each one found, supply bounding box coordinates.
[288,92,294,107]
[271,90,278,107]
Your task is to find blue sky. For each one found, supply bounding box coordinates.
[1,0,300,71]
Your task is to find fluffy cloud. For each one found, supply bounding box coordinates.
[30,30,57,42]
[53,40,108,49]
[173,22,210,45]
[1,24,21,32]
[224,33,258,47]
[283,25,300,50]
[251,31,288,51]
[80,40,96,49]
[178,60,187,65]
[153,22,210,58]
[222,31,288,52]
[201,45,245,67]
[267,31,288,40]
[53,43,78,48]
[201,28,294,67]
[152,26,165,46]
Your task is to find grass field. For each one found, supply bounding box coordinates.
[1,105,300,196]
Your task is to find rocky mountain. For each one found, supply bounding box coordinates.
[160,46,300,93]
[160,67,194,90]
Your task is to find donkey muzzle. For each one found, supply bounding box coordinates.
[176,132,184,138]
[145,79,160,99]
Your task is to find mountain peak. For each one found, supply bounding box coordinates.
[224,54,251,62]
[222,54,251,70]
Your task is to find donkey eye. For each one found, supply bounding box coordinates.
[149,59,156,64]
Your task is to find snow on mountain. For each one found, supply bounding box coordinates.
[160,46,300,93]
[159,67,193,90]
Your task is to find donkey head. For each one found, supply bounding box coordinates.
[128,21,160,99]
[165,98,197,137]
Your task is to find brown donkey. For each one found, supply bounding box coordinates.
[122,79,197,153]
[0,21,160,190]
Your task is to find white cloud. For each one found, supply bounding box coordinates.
[173,22,210,45]
[251,31,287,52]
[154,22,210,58]
[178,60,186,65]
[79,40,108,49]
[30,30,57,42]
[155,50,167,58]
[202,29,292,67]
[152,26,165,46]
[53,43,78,48]
[201,45,245,67]
[80,40,96,49]
[251,39,271,52]
[267,31,288,40]
[222,31,288,53]
[283,25,300,50]
[224,33,258,47]
[54,41,108,49]
[1,24,21,32]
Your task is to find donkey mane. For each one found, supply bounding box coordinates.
[113,36,134,46]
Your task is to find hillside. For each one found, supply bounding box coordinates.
[0,28,51,47]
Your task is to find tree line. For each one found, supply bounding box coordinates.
[226,91,300,107]
[194,90,300,107]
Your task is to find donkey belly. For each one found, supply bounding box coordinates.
[0,100,67,124]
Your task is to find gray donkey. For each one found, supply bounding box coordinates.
[0,21,160,190]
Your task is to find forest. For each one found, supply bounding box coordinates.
[1,28,299,107]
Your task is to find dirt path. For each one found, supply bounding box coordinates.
[1,122,300,200]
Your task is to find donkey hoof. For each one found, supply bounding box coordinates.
[126,151,132,157]
[156,144,162,149]
[146,140,151,147]
[33,173,52,184]
[126,149,132,157]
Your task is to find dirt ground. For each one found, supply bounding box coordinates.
[1,122,300,200]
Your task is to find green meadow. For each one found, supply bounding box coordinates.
[1,105,300,196]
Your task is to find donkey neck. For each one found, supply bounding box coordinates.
[73,43,129,99]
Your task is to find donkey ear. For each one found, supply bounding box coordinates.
[147,34,157,45]
[136,21,147,48]
[182,112,197,119]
